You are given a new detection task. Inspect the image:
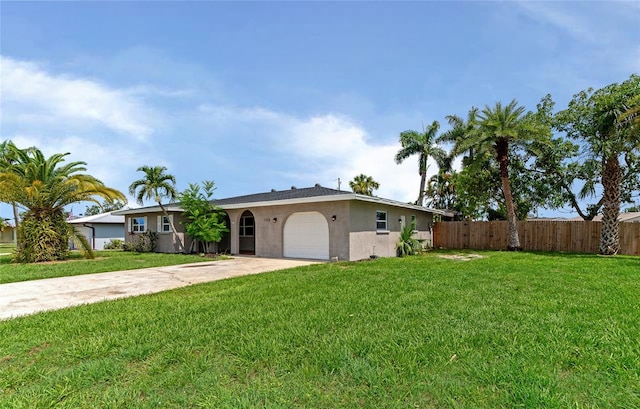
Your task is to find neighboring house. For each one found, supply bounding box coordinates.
[0,223,16,243]
[114,185,452,261]
[568,212,640,223]
[68,212,125,250]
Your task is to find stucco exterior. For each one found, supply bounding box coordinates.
[348,201,433,260]
[125,211,190,253]
[223,201,351,260]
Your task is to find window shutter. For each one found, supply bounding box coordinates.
[157,216,162,232]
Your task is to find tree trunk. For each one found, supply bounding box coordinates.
[158,202,185,253]
[417,170,427,206]
[496,140,521,250]
[599,155,621,255]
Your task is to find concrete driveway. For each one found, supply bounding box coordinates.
[0,257,318,320]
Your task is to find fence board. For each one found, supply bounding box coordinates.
[433,221,640,255]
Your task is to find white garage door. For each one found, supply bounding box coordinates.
[283,212,329,260]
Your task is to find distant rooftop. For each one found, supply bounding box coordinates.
[68,212,124,224]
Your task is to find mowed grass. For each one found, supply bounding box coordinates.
[0,243,16,252]
[1,251,639,408]
[0,251,214,284]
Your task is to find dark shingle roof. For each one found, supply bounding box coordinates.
[212,185,350,206]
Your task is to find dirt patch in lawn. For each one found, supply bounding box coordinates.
[438,254,484,261]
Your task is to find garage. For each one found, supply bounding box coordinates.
[283,211,329,260]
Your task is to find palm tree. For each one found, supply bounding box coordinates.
[349,174,380,196]
[0,145,126,262]
[395,121,447,206]
[620,94,640,138]
[425,170,457,210]
[556,75,639,255]
[439,107,480,167]
[455,100,548,250]
[129,165,184,252]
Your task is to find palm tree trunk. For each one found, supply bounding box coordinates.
[599,155,621,255]
[158,202,185,253]
[497,142,521,251]
[417,171,427,206]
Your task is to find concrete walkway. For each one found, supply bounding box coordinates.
[0,257,318,320]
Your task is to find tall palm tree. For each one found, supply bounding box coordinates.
[456,100,548,250]
[349,174,380,196]
[129,165,184,252]
[395,121,447,206]
[0,145,126,262]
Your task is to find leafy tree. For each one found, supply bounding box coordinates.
[0,145,126,262]
[178,180,228,253]
[0,140,24,236]
[349,174,380,196]
[619,94,640,136]
[554,74,640,255]
[129,165,184,252]
[84,199,127,216]
[453,100,551,249]
[395,121,447,206]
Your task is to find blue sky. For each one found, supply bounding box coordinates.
[1,1,639,219]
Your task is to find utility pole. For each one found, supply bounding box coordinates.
[336,178,341,190]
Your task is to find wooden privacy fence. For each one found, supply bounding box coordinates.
[433,221,640,256]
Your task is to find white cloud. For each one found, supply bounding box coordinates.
[515,1,597,43]
[8,134,157,200]
[1,56,154,140]
[195,105,436,203]
[0,56,440,206]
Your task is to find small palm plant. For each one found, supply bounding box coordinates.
[396,223,424,257]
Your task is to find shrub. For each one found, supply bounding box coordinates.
[103,239,124,250]
[396,224,424,257]
[123,231,158,253]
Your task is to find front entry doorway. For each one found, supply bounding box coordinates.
[239,210,255,255]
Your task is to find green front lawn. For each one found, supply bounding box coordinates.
[1,251,638,408]
[0,251,215,284]
[0,242,15,251]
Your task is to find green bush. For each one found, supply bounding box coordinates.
[103,239,124,250]
[123,231,158,253]
[396,224,424,257]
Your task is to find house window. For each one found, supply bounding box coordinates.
[159,215,171,233]
[411,215,417,229]
[131,217,146,233]
[376,211,387,231]
[240,214,254,237]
